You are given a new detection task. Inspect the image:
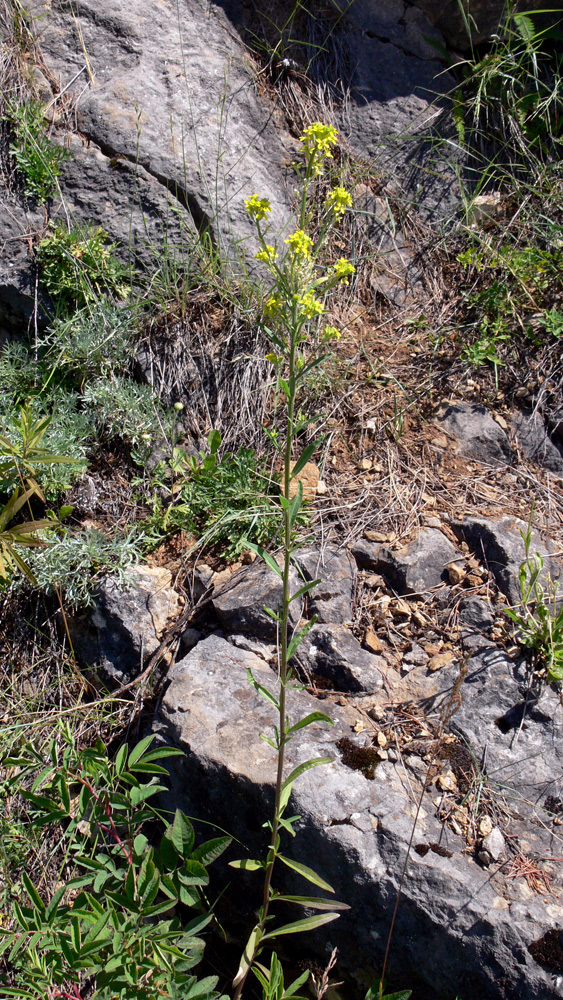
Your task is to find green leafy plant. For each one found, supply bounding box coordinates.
[0,730,230,1000]
[0,401,79,500]
[4,98,69,202]
[37,223,129,313]
[229,122,358,997]
[0,487,51,586]
[504,517,563,682]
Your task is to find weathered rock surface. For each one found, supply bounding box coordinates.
[436,402,515,466]
[296,623,385,692]
[512,411,563,477]
[72,565,182,683]
[350,537,382,571]
[211,560,302,641]
[376,527,460,594]
[294,545,356,624]
[412,0,555,48]
[154,633,563,1000]
[451,515,562,604]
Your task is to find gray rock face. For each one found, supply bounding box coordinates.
[212,560,302,641]
[154,634,562,1000]
[512,411,563,477]
[377,528,460,594]
[350,537,382,571]
[436,402,514,466]
[297,623,385,692]
[294,545,356,624]
[451,515,562,604]
[72,565,182,683]
[412,0,553,48]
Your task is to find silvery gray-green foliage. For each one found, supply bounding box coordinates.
[21,526,143,607]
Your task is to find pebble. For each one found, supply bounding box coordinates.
[428,652,455,672]
[364,628,384,653]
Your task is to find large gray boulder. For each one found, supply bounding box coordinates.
[293,545,356,624]
[512,411,563,478]
[154,633,563,1000]
[211,560,302,641]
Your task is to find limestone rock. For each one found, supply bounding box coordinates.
[350,537,382,571]
[512,411,563,477]
[72,565,181,684]
[451,515,562,604]
[154,634,561,1000]
[211,559,301,641]
[294,545,356,624]
[377,527,460,594]
[296,623,385,693]
[435,402,514,467]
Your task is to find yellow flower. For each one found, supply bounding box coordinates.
[255,245,279,264]
[322,325,342,341]
[265,352,281,364]
[284,229,313,258]
[325,187,353,217]
[332,257,356,282]
[299,123,339,177]
[300,123,338,156]
[245,194,271,222]
[264,294,282,317]
[296,291,324,319]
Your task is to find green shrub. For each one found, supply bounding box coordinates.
[37,223,129,313]
[82,376,171,455]
[43,299,138,384]
[0,732,230,1000]
[4,98,69,202]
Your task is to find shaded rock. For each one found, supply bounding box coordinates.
[403,643,429,667]
[294,545,356,624]
[512,411,563,477]
[377,528,460,594]
[481,826,506,863]
[351,183,422,305]
[72,565,182,684]
[0,197,48,340]
[211,559,301,641]
[154,634,562,1000]
[451,515,562,604]
[435,402,514,466]
[412,0,553,48]
[350,537,382,571]
[296,623,385,693]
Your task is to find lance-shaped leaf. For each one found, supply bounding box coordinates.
[273,894,350,911]
[247,668,279,710]
[261,911,340,940]
[289,578,320,605]
[233,924,263,986]
[245,541,283,578]
[279,757,333,812]
[291,438,323,479]
[278,855,335,892]
[286,711,333,736]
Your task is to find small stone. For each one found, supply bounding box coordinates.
[377,731,387,748]
[482,827,506,861]
[364,629,384,653]
[494,413,508,431]
[391,599,411,619]
[437,770,457,792]
[289,461,319,501]
[365,530,395,543]
[366,419,376,433]
[377,749,389,760]
[403,643,429,667]
[479,816,494,837]
[316,479,327,495]
[366,573,385,589]
[360,457,373,471]
[428,652,454,672]
[447,563,466,585]
[431,434,449,449]
[424,642,442,655]
[465,573,483,588]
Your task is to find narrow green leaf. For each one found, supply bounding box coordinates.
[261,911,339,939]
[288,480,303,529]
[22,872,45,914]
[291,439,322,479]
[278,856,335,892]
[290,578,320,604]
[247,668,279,710]
[287,621,315,660]
[287,712,333,735]
[276,893,350,911]
[127,734,155,767]
[233,924,263,986]
[245,542,283,578]
[229,858,264,871]
[279,757,333,812]
[191,836,231,866]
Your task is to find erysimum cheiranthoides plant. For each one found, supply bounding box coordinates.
[229,123,355,1000]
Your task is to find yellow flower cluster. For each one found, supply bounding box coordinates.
[284,229,313,258]
[325,186,353,217]
[255,245,278,264]
[322,325,342,341]
[264,294,282,317]
[332,257,355,282]
[299,122,339,177]
[245,194,271,222]
[297,291,324,319]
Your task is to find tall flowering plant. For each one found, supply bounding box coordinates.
[230,125,354,999]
